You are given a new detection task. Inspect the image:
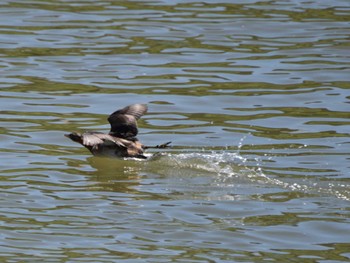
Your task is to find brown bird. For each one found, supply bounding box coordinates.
[65,103,171,159]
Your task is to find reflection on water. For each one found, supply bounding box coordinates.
[0,0,349,262]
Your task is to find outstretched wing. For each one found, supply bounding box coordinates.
[107,104,148,138]
[82,132,126,148]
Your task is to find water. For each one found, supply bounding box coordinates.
[1,0,349,262]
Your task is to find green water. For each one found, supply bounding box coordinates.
[0,0,349,262]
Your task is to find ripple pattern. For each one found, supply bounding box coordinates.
[0,0,349,262]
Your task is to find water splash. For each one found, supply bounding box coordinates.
[145,150,349,201]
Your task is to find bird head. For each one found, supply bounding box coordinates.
[64,132,82,143]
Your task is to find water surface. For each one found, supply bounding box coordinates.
[0,0,349,262]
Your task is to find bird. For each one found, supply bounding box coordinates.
[65,103,171,159]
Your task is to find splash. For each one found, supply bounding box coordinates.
[145,150,349,201]
[145,150,264,185]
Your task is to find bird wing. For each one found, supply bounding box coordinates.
[82,132,126,148]
[107,104,148,138]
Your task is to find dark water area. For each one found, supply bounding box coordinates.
[0,0,349,262]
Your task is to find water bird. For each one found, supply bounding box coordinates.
[65,103,171,159]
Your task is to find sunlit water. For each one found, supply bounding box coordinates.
[0,0,349,262]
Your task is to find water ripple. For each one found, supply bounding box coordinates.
[1,0,349,262]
